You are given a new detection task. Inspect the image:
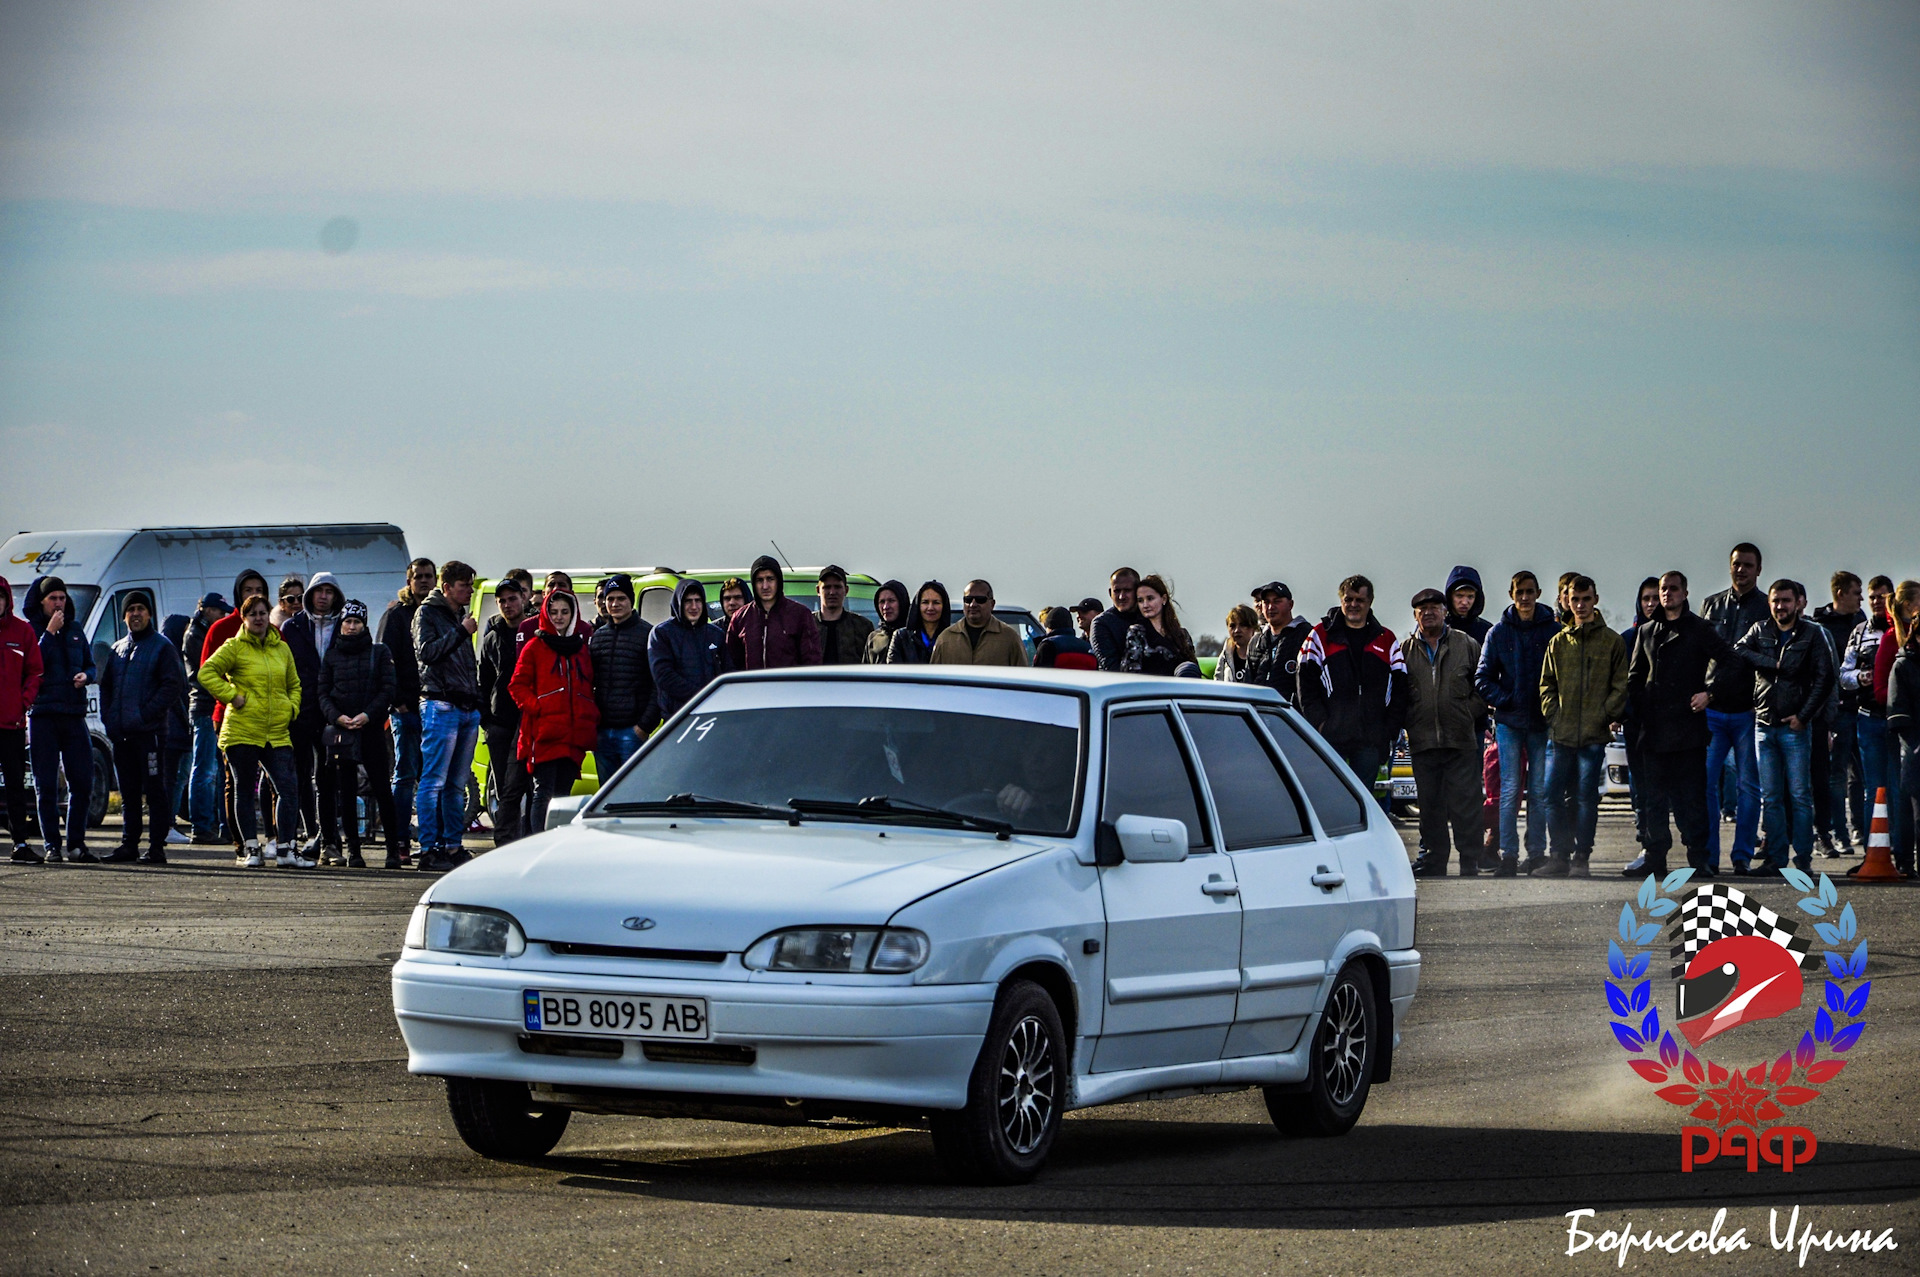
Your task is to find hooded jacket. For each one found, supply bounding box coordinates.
[413,586,480,711]
[648,578,729,718]
[0,580,44,730]
[199,624,300,750]
[1701,584,1770,713]
[725,556,822,671]
[863,580,910,664]
[1736,616,1836,728]
[1298,609,1407,752]
[1475,602,1561,732]
[100,617,188,738]
[1442,566,1491,643]
[1540,617,1629,747]
[279,571,344,728]
[589,609,659,731]
[201,570,269,725]
[23,576,95,718]
[1401,626,1484,753]
[319,626,395,730]
[510,594,599,766]
[1626,607,1740,753]
[478,612,524,737]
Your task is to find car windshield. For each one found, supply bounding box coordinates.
[597,680,1083,835]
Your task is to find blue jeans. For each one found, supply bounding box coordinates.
[1545,741,1606,861]
[594,727,642,789]
[390,708,422,843]
[1858,715,1894,826]
[1494,723,1550,859]
[189,712,224,836]
[1755,721,1813,870]
[417,701,480,854]
[28,713,92,852]
[1705,709,1761,870]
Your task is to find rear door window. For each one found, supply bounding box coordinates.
[1182,709,1309,849]
[1258,709,1369,837]
[1101,710,1210,850]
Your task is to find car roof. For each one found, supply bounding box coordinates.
[709,663,1286,706]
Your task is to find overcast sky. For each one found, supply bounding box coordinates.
[3,1,1916,632]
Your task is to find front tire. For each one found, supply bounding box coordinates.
[930,979,1065,1184]
[1264,962,1377,1137]
[445,1078,569,1160]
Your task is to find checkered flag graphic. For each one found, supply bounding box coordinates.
[1669,883,1810,980]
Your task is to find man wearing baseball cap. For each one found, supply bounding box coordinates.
[1402,588,1487,876]
[1244,581,1311,703]
[1073,598,1103,645]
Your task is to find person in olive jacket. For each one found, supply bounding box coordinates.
[318,600,399,868]
[1735,579,1837,876]
[98,589,189,864]
[1535,576,1628,878]
[1402,588,1487,878]
[1624,571,1745,879]
[24,575,96,862]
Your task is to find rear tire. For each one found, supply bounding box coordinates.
[1264,962,1377,1138]
[930,979,1065,1185]
[445,1077,569,1160]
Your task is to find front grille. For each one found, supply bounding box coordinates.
[518,1033,624,1059]
[642,1041,757,1067]
[541,941,728,964]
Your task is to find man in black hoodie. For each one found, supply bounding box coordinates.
[863,580,910,664]
[478,576,532,844]
[1091,567,1142,673]
[1444,566,1492,643]
[1700,543,1771,872]
[589,573,658,784]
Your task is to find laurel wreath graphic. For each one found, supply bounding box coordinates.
[1604,867,1869,1128]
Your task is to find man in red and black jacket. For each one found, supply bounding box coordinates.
[1298,574,1407,804]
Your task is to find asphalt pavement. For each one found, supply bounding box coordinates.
[2,807,1916,1275]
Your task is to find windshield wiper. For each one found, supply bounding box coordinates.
[786,795,1012,840]
[599,793,801,825]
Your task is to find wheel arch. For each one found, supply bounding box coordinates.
[1001,959,1079,1058]
[1343,949,1394,1084]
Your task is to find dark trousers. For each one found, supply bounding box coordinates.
[1826,714,1863,845]
[0,727,28,847]
[486,728,532,844]
[1897,730,1920,873]
[1625,734,1648,848]
[289,719,338,846]
[1411,746,1482,867]
[29,713,92,851]
[109,730,170,853]
[327,752,397,860]
[227,744,298,845]
[1638,746,1710,870]
[1811,719,1833,842]
[530,758,580,835]
[1335,743,1389,813]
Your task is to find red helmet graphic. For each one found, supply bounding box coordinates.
[1675,933,1805,1048]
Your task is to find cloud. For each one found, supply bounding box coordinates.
[104,249,615,298]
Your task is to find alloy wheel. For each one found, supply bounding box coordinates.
[1320,981,1368,1107]
[997,1014,1056,1154]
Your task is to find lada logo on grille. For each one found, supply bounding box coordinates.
[622,916,657,931]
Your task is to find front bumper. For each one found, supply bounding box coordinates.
[393,959,998,1110]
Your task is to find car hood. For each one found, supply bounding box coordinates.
[431,820,1056,952]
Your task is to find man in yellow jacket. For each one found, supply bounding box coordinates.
[1536,575,1629,878]
[197,595,309,868]
[931,581,1030,668]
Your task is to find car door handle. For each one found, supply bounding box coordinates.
[1200,879,1240,897]
[1310,866,1345,891]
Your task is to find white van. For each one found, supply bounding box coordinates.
[2,524,412,824]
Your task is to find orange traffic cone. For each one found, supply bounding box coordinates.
[1854,787,1903,883]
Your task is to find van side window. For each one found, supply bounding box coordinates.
[1258,709,1369,837]
[1102,710,1210,851]
[1183,709,1309,849]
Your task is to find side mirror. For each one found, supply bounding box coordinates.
[545,795,589,830]
[1110,814,1189,864]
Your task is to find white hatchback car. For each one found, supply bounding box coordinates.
[392,667,1421,1183]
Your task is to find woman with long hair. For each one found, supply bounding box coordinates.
[1121,574,1197,676]
[1878,580,1920,875]
[887,581,951,664]
[510,590,599,834]
[319,600,401,868]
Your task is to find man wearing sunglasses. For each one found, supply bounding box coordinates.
[931,581,1029,667]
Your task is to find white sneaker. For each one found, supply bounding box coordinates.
[165,827,189,845]
[243,842,264,868]
[277,849,316,869]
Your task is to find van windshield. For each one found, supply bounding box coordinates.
[10,582,98,630]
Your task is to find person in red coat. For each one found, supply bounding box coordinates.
[511,590,599,833]
[2,579,46,860]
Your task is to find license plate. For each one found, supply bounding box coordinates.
[523,989,710,1040]
[1392,778,1417,799]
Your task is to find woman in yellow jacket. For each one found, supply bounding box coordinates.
[198,595,309,868]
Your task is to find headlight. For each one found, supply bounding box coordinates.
[743,927,930,973]
[406,903,526,958]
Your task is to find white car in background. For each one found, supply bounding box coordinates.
[391,667,1421,1184]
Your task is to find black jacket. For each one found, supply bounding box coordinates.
[1120,622,1195,676]
[319,630,395,727]
[182,612,220,717]
[887,626,940,665]
[380,595,426,711]
[588,612,659,731]
[1090,606,1140,672]
[1626,608,1740,753]
[1701,585,1770,713]
[1034,632,1094,668]
[412,588,480,711]
[99,626,188,738]
[1887,641,1920,744]
[648,580,729,718]
[1474,603,1561,732]
[1244,618,1310,701]
[477,615,522,736]
[815,609,875,666]
[281,614,342,728]
[23,576,95,717]
[1298,610,1407,752]
[1736,618,1836,728]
